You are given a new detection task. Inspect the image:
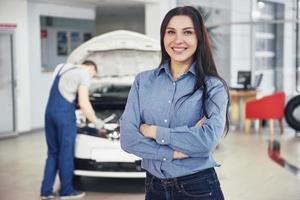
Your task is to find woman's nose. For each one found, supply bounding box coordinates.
[174,33,184,44]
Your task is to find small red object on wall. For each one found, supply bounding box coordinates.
[41,29,48,38]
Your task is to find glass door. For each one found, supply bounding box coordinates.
[0,31,16,137]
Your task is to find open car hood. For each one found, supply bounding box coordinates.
[67,30,161,77]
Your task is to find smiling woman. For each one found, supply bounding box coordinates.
[163,15,198,77]
[120,5,230,200]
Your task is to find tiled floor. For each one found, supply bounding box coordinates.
[0,127,299,200]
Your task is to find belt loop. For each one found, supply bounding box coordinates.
[174,178,182,192]
[210,168,217,180]
[150,173,155,185]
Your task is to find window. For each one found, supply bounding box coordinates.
[254,2,283,71]
[40,16,95,71]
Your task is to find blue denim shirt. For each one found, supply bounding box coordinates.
[120,62,228,179]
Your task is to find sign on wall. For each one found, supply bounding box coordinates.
[0,23,17,29]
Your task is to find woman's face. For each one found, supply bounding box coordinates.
[163,15,197,66]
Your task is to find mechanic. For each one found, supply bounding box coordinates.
[40,60,104,200]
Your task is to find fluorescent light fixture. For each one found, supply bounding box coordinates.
[257,1,265,9]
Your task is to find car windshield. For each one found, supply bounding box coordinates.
[90,84,131,123]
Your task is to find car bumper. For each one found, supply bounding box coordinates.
[74,134,145,178]
[74,158,145,178]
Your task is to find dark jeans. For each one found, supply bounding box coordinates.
[145,168,225,200]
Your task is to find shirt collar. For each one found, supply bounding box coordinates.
[155,61,170,77]
[188,61,196,76]
[155,60,197,77]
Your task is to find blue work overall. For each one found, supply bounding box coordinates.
[41,65,78,196]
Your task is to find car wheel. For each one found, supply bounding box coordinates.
[73,175,81,183]
[285,95,300,131]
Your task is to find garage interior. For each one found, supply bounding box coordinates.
[1,0,300,200]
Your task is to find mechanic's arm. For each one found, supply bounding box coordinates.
[140,80,228,157]
[120,74,187,161]
[78,85,104,129]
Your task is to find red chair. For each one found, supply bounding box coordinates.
[245,92,285,135]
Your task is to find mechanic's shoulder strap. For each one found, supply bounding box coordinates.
[57,63,65,75]
[59,64,78,76]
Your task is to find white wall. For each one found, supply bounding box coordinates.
[96,5,145,35]
[0,0,31,132]
[145,0,176,40]
[28,2,96,129]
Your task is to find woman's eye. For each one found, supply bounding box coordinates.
[167,30,175,35]
[184,31,193,35]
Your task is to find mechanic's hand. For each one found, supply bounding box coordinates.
[173,150,188,159]
[139,124,157,139]
[97,128,108,138]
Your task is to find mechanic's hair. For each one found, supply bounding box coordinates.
[159,6,230,135]
[82,60,98,73]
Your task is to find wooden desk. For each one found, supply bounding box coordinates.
[230,90,257,133]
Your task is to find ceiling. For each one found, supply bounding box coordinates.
[28,0,158,8]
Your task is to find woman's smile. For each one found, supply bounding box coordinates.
[171,46,188,53]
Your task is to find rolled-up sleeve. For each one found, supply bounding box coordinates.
[155,79,228,157]
[120,73,173,162]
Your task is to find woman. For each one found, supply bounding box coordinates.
[120,6,229,200]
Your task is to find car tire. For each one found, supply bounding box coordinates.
[73,175,81,183]
[285,95,300,131]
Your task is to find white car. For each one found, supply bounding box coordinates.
[67,30,161,178]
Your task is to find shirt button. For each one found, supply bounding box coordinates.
[164,119,168,123]
[162,139,165,143]
[173,82,176,85]
[168,100,171,103]
[163,158,166,161]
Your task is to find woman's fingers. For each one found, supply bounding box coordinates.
[195,116,206,126]
[173,150,188,159]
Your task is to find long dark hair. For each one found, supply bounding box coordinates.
[159,6,230,135]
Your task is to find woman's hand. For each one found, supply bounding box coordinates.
[140,124,189,159]
[171,117,205,160]
[139,124,157,139]
[195,116,206,127]
[173,150,188,159]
